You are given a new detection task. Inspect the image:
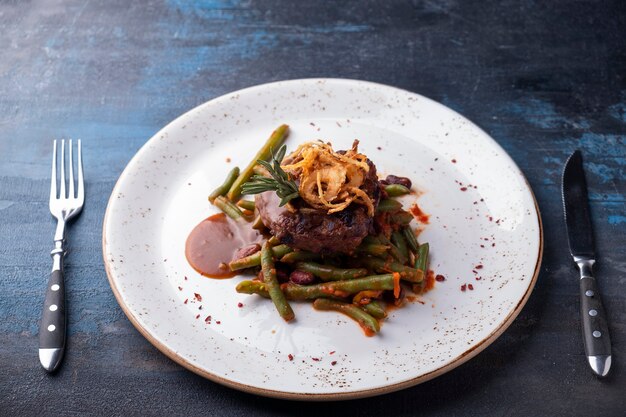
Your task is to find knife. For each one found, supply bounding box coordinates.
[562,150,612,377]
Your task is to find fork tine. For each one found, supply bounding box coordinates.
[68,139,75,198]
[50,140,57,202]
[77,139,84,203]
[60,139,66,199]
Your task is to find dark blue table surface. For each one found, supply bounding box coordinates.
[1,1,624,415]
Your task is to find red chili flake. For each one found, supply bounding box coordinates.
[184,276,188,280]
[452,159,457,163]
[216,321,221,324]
[237,302,244,308]
[435,274,446,282]
[194,293,202,302]
[488,216,493,221]
[461,284,467,292]
[377,146,382,150]
[198,305,202,310]
[312,358,320,362]
[475,265,483,269]
[472,269,477,274]
[468,284,474,290]
[476,277,482,281]
[480,244,485,248]
[492,243,496,247]
[178,286,183,291]
[184,299,188,304]
[195,314,200,319]
[329,351,336,355]
[331,361,337,366]
[460,187,467,191]
[288,354,294,361]
[205,315,212,323]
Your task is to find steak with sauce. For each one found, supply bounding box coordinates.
[255,160,380,254]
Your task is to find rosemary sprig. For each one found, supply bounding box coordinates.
[241,144,299,206]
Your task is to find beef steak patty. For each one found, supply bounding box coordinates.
[255,160,380,254]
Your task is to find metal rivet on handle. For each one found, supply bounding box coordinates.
[47,325,56,332]
[593,331,601,338]
[585,290,594,297]
[589,309,598,317]
[49,304,58,311]
[51,284,60,291]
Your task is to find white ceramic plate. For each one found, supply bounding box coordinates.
[103,79,542,400]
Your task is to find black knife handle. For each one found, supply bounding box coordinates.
[578,260,611,360]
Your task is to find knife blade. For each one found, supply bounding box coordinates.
[562,150,612,377]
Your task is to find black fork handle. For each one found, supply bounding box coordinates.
[39,251,66,372]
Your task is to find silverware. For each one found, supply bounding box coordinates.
[39,139,84,372]
[562,150,611,377]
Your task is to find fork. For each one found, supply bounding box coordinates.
[39,139,84,372]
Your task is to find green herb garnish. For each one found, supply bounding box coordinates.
[241,144,299,206]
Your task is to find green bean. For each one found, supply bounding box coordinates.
[286,274,397,300]
[208,167,240,203]
[214,196,245,221]
[415,242,429,273]
[376,199,402,213]
[361,300,387,319]
[295,262,368,281]
[236,280,343,301]
[268,235,281,246]
[280,251,320,264]
[236,280,270,297]
[379,234,404,264]
[229,244,292,270]
[390,231,409,263]
[384,184,410,197]
[402,226,419,252]
[237,199,255,211]
[356,243,389,257]
[261,242,294,321]
[413,243,430,292]
[361,257,423,283]
[390,211,414,226]
[313,299,380,335]
[362,235,382,245]
[227,124,289,201]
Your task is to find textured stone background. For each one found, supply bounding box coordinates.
[0,1,624,415]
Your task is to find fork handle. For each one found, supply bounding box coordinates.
[39,251,66,372]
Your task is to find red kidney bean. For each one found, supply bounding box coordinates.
[289,270,316,285]
[385,175,412,189]
[276,267,290,283]
[232,244,261,262]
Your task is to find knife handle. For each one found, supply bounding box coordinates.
[577,258,611,377]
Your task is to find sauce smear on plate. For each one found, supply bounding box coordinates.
[185,213,262,278]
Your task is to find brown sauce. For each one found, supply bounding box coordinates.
[185,213,263,278]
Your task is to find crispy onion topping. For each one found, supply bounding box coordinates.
[281,140,374,216]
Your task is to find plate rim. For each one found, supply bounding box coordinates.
[102,77,544,400]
